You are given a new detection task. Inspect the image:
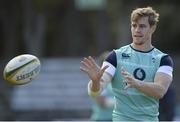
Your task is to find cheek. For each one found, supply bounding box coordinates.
[131,28,136,35]
[131,28,133,32]
[143,29,150,35]
[131,29,134,35]
[143,32,151,39]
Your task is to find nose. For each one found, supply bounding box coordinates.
[135,26,140,33]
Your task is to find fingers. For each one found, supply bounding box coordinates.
[121,67,134,90]
[121,67,126,73]
[80,56,105,82]
[83,57,93,67]
[88,56,97,66]
[80,56,95,70]
[121,67,129,76]
[121,67,132,80]
[101,65,109,73]
[80,66,88,73]
[80,60,91,69]
[80,56,100,74]
[124,84,130,90]
[80,56,109,73]
[123,79,133,90]
[81,56,96,67]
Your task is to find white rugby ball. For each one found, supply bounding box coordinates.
[3,54,41,85]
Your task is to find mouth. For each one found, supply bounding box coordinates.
[134,35,143,38]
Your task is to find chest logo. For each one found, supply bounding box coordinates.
[133,68,146,80]
[122,53,130,59]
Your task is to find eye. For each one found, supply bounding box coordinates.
[139,24,146,28]
[132,24,137,28]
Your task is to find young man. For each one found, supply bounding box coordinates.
[80,7,173,121]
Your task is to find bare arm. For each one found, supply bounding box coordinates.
[136,72,172,99]
[80,56,109,96]
[121,68,172,99]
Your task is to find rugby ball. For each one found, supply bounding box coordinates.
[3,54,41,85]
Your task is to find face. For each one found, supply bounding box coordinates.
[131,17,155,46]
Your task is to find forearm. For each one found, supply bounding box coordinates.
[88,72,112,97]
[122,68,172,99]
[134,79,168,99]
[88,80,102,97]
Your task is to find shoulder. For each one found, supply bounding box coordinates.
[105,50,117,67]
[105,45,131,67]
[160,55,173,67]
[114,45,131,53]
[153,48,173,67]
[157,55,173,77]
[102,51,117,76]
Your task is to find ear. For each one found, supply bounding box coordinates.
[151,25,156,33]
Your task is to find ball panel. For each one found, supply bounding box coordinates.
[3,54,41,85]
[4,59,38,79]
[5,54,36,72]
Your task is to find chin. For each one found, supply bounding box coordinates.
[134,40,144,45]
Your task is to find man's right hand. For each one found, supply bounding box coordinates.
[80,56,108,83]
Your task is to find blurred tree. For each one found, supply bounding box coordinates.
[0,0,20,58]
[21,0,46,57]
[107,0,132,47]
[74,0,110,56]
[0,0,180,56]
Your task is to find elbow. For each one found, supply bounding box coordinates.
[155,92,165,99]
[153,83,168,99]
[155,87,167,99]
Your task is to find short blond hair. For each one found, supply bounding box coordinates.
[131,7,159,26]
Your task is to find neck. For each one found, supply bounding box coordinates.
[131,42,153,52]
